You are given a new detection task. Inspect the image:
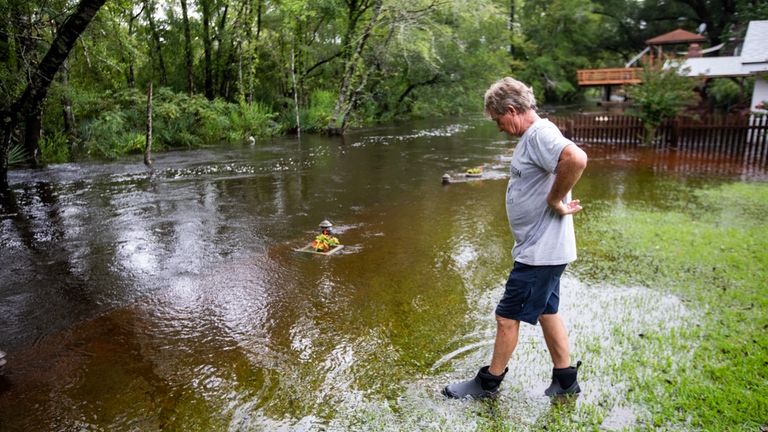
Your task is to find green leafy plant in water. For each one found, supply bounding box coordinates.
[82,110,130,159]
[40,130,70,163]
[302,90,336,133]
[628,64,701,144]
[228,102,277,141]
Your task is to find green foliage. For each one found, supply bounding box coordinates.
[4,0,762,166]
[374,0,509,119]
[734,0,768,33]
[74,88,278,159]
[6,144,28,166]
[82,110,136,159]
[228,102,277,140]
[39,131,70,163]
[303,90,336,132]
[628,64,700,142]
[511,0,603,103]
[707,77,753,112]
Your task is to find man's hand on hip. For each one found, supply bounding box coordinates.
[550,199,583,216]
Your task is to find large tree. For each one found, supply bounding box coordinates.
[1,0,107,191]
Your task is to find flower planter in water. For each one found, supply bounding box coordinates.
[295,244,344,255]
[465,168,483,178]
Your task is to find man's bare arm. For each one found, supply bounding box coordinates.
[547,144,588,216]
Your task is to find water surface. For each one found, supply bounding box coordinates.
[0,115,764,430]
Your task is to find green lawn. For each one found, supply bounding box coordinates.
[574,181,768,431]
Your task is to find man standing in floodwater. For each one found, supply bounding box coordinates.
[443,77,588,399]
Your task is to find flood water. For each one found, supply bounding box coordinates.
[0,115,765,431]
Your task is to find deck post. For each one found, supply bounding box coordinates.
[603,85,612,102]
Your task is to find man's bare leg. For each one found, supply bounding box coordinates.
[539,312,570,368]
[489,316,520,376]
[442,315,516,398]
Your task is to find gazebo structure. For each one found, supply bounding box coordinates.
[644,28,707,65]
[576,28,708,102]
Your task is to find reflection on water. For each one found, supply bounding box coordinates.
[0,116,763,430]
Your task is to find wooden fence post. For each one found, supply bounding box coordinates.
[671,116,680,149]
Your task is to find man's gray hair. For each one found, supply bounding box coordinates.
[484,77,537,117]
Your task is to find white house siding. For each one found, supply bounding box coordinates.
[751,79,768,112]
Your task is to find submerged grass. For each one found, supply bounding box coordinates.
[574,181,768,431]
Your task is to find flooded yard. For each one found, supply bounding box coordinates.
[1,115,766,430]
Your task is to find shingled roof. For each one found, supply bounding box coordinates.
[646,28,707,45]
[674,21,768,77]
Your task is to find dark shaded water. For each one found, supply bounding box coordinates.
[0,116,765,430]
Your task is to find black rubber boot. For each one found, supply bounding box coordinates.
[544,360,582,396]
[442,366,508,399]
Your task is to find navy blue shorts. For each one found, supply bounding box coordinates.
[495,261,567,325]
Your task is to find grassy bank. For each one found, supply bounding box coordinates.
[575,181,768,430]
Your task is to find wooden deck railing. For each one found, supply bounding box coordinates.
[576,68,642,86]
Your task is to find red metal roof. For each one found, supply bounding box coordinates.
[645,28,706,45]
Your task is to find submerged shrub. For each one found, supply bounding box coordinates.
[195,98,231,145]
[303,90,336,132]
[73,88,278,159]
[82,111,140,159]
[82,110,124,158]
[40,131,70,163]
[628,64,700,143]
[228,102,277,141]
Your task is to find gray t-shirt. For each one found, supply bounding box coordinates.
[506,118,577,265]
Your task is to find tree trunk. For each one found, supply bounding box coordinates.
[60,59,77,141]
[126,6,142,88]
[256,0,263,39]
[0,129,10,192]
[0,0,106,189]
[24,109,42,165]
[201,0,214,100]
[180,0,195,95]
[291,42,301,137]
[143,0,168,86]
[509,0,515,56]
[326,0,382,135]
[215,4,230,98]
[395,74,441,115]
[145,82,153,166]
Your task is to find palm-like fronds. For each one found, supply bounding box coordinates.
[7,144,28,166]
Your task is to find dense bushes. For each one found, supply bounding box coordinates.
[707,77,754,113]
[44,88,279,161]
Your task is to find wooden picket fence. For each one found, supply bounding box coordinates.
[548,113,768,166]
[548,114,645,145]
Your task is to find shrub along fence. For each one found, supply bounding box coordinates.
[548,113,768,166]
